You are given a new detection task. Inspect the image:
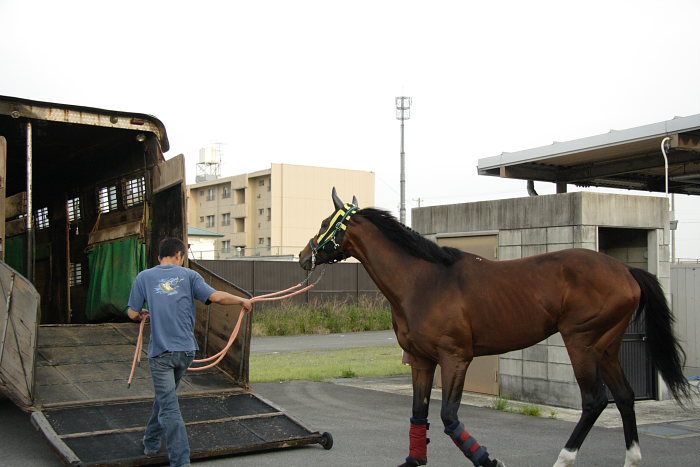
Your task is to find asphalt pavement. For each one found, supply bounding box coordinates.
[1,330,698,466]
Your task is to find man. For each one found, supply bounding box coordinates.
[127,237,252,467]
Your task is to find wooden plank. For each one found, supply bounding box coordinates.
[0,262,39,407]
[30,412,82,466]
[87,220,142,246]
[5,217,27,237]
[4,192,27,220]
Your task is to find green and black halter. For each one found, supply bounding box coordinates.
[308,202,358,269]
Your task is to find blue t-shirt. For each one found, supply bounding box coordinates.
[128,265,216,358]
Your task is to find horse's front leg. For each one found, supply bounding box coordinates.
[397,356,436,467]
[441,359,505,467]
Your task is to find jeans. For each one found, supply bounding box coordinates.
[144,350,195,467]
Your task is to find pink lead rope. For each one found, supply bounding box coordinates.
[127,281,315,387]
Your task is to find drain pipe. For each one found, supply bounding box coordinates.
[661,136,675,263]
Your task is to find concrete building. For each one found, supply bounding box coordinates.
[187,163,374,259]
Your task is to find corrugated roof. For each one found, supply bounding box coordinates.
[477,114,700,194]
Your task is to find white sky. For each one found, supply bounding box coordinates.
[2,0,699,258]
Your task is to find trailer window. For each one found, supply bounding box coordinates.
[67,197,81,222]
[98,185,118,213]
[70,263,82,286]
[35,207,50,229]
[124,176,145,207]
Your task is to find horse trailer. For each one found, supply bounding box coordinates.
[0,95,331,466]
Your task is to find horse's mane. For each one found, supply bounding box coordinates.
[356,208,465,266]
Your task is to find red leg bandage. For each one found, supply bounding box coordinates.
[407,419,429,465]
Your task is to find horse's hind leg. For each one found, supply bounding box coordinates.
[398,356,436,467]
[554,345,608,467]
[601,350,641,467]
[440,359,504,467]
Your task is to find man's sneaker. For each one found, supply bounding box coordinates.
[143,438,159,457]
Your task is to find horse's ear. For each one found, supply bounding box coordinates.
[352,195,358,206]
[332,187,344,210]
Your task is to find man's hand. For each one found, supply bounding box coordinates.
[127,308,149,322]
[239,298,252,314]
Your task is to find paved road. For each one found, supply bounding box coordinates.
[1,380,698,467]
[250,329,398,354]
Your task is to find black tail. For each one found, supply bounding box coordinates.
[628,267,691,403]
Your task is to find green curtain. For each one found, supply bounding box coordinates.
[86,237,147,322]
[5,234,27,277]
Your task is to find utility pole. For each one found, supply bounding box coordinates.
[395,96,411,225]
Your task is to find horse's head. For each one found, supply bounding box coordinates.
[299,187,358,271]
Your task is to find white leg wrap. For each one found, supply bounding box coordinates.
[623,442,642,467]
[553,448,577,467]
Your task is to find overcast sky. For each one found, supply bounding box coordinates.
[2,0,699,258]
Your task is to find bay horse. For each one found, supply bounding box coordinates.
[299,188,690,467]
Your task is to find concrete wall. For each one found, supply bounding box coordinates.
[412,192,671,408]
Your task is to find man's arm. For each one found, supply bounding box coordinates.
[208,291,253,313]
[127,308,149,321]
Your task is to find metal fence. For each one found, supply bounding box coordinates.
[195,260,383,307]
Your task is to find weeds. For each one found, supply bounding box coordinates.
[518,404,542,417]
[492,396,510,411]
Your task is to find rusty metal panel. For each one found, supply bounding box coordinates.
[190,261,252,387]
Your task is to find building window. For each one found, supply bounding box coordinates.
[124,176,146,207]
[199,216,204,223]
[199,190,204,197]
[258,208,264,215]
[267,237,271,246]
[206,215,215,228]
[267,208,271,221]
[222,213,231,226]
[258,237,264,245]
[67,197,81,222]
[98,185,118,213]
[35,207,50,229]
[258,179,265,186]
[222,186,231,198]
[207,188,215,201]
[221,240,231,253]
[234,217,245,233]
[70,263,82,286]
[234,188,245,204]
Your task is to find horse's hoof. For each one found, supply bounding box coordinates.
[484,459,506,467]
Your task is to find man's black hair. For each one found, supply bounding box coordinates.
[159,237,187,259]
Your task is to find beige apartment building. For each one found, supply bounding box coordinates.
[187,163,375,258]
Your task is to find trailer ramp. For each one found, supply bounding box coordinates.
[32,392,331,466]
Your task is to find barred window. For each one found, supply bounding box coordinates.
[222,186,231,198]
[222,240,231,253]
[98,185,118,213]
[206,215,215,228]
[222,213,231,226]
[67,197,81,222]
[124,176,145,207]
[35,207,50,229]
[207,188,215,201]
[70,263,82,286]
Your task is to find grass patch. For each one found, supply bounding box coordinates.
[250,345,410,383]
[491,396,510,411]
[251,296,392,337]
[518,404,542,417]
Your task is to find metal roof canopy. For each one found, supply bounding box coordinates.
[478,114,700,195]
